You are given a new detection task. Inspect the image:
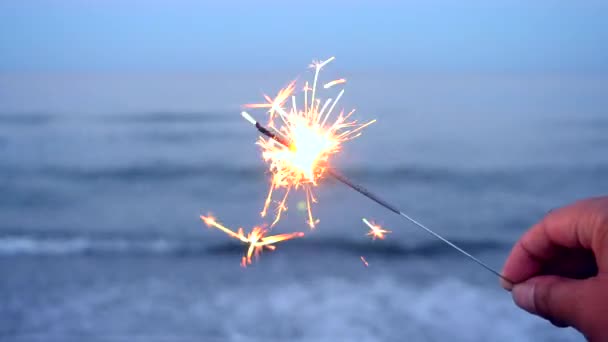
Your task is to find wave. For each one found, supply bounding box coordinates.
[131,129,244,143]
[0,235,199,256]
[102,111,237,124]
[0,111,238,126]
[0,113,56,125]
[1,163,606,186]
[346,164,608,186]
[0,164,265,182]
[557,116,608,130]
[0,234,509,258]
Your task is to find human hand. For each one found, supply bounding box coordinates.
[502,197,608,341]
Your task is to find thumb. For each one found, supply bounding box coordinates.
[511,275,591,328]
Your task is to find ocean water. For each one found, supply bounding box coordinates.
[1,72,607,341]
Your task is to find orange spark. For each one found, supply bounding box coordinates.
[200,214,304,266]
[362,218,391,240]
[244,57,375,228]
[323,78,346,89]
[360,256,369,267]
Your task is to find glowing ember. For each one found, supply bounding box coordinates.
[362,218,391,240]
[200,214,304,266]
[244,57,375,228]
[360,256,369,267]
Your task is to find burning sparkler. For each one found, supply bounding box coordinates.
[200,214,304,267]
[362,218,391,240]
[241,57,513,284]
[243,57,375,228]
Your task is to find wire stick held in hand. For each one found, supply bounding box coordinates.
[328,168,512,283]
[242,111,514,285]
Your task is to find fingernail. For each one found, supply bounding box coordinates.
[512,283,536,314]
[500,277,513,291]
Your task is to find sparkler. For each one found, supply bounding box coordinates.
[242,57,513,284]
[243,57,375,229]
[200,214,304,267]
[362,218,391,240]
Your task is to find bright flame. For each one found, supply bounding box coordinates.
[245,57,375,228]
[201,214,304,266]
[362,218,391,240]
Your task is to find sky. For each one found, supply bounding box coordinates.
[0,1,607,73]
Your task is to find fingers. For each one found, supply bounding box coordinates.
[511,275,608,339]
[540,248,598,280]
[501,223,556,288]
[502,197,608,287]
[512,276,585,327]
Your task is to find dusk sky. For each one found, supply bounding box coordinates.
[1,1,607,73]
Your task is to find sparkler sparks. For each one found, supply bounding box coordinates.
[241,58,513,284]
[196,57,512,283]
[200,214,304,266]
[360,256,369,267]
[243,57,375,228]
[362,218,391,240]
[323,78,346,89]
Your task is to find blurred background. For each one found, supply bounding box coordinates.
[1,1,607,341]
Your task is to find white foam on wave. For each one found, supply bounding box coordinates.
[212,277,581,342]
[0,236,177,255]
[10,261,583,341]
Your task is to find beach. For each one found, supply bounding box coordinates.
[1,72,606,341]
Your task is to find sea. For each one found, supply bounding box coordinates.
[1,71,607,341]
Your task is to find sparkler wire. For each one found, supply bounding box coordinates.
[245,115,514,285]
[328,169,513,284]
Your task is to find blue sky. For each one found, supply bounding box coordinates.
[1,1,607,72]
